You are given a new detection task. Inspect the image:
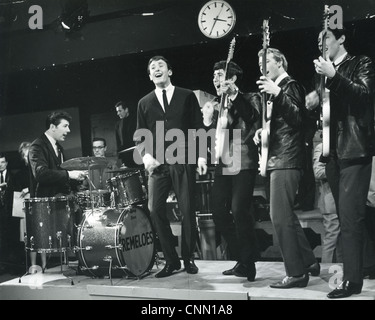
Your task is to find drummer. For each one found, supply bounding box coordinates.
[28,111,88,272]
[77,138,119,207]
[80,137,120,190]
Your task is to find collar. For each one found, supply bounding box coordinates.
[45,132,57,149]
[274,72,289,86]
[155,83,174,96]
[0,169,6,175]
[334,52,348,67]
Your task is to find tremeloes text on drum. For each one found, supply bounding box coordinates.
[76,206,155,279]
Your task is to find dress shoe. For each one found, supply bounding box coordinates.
[231,263,251,278]
[270,274,309,289]
[222,262,240,276]
[246,263,257,282]
[184,259,198,274]
[327,280,362,299]
[306,262,320,276]
[155,261,181,278]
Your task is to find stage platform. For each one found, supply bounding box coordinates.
[1,260,374,300]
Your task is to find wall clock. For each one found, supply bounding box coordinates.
[198,1,236,39]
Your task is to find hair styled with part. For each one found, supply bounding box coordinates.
[147,55,172,74]
[92,137,107,147]
[18,141,31,156]
[45,111,72,130]
[258,47,288,72]
[0,152,8,162]
[115,101,128,110]
[213,60,243,82]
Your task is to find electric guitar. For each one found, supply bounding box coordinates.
[320,5,330,157]
[214,37,236,163]
[259,19,271,177]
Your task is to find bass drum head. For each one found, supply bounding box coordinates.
[119,206,155,277]
[77,208,126,278]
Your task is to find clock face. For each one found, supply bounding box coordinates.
[198,1,236,39]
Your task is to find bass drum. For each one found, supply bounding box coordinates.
[77,206,155,278]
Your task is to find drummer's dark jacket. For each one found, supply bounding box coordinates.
[28,133,72,197]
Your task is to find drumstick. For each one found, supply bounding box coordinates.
[86,176,97,190]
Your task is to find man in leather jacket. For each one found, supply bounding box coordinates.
[205,60,261,281]
[313,27,375,299]
[254,48,319,289]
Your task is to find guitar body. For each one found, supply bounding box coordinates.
[320,5,331,157]
[260,126,270,177]
[322,88,330,156]
[214,38,235,164]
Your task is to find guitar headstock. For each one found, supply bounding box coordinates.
[262,19,270,50]
[227,37,236,63]
[321,5,330,59]
[322,5,330,34]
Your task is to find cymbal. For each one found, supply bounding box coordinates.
[107,167,140,173]
[76,189,109,195]
[91,189,110,194]
[61,156,109,170]
[118,146,136,154]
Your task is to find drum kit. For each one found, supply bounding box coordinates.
[22,153,155,281]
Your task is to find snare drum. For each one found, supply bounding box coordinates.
[24,197,75,252]
[76,206,155,278]
[107,170,147,208]
[76,190,111,210]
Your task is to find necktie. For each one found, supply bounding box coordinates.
[0,171,4,184]
[162,89,169,111]
[56,143,62,163]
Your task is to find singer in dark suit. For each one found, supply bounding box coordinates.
[28,111,87,270]
[134,56,207,278]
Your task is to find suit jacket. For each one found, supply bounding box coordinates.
[211,92,261,173]
[115,114,137,153]
[28,133,71,197]
[135,86,204,164]
[0,169,15,216]
[267,76,306,170]
[325,54,375,161]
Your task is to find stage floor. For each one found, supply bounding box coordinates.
[1,260,374,300]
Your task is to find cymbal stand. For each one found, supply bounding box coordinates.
[19,233,30,283]
[87,161,95,214]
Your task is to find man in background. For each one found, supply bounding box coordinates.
[115,101,137,168]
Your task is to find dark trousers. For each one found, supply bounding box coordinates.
[326,159,373,284]
[296,144,315,210]
[148,164,196,264]
[269,169,316,277]
[212,169,260,264]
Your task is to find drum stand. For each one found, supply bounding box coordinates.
[18,234,30,283]
[19,233,75,286]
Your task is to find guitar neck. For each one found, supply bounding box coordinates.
[262,48,268,127]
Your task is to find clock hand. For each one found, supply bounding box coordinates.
[213,18,227,22]
[209,6,224,36]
